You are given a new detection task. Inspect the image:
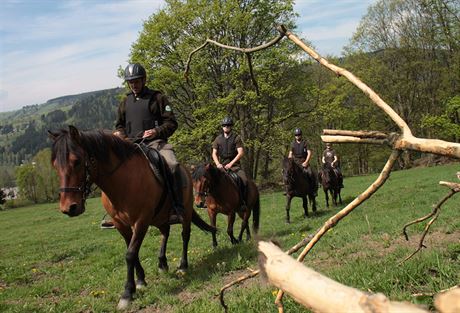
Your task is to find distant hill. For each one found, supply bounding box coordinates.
[0,87,124,166]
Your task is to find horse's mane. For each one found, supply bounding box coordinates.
[51,128,138,167]
[191,164,206,180]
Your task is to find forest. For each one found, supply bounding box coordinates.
[0,0,459,204]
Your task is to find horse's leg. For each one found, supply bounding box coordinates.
[241,212,251,241]
[302,195,309,218]
[332,189,338,206]
[118,224,146,289]
[208,209,218,248]
[179,222,191,272]
[324,188,329,208]
[338,188,343,204]
[310,193,317,213]
[117,224,149,310]
[158,224,170,272]
[227,212,239,244]
[285,195,292,223]
[237,211,250,242]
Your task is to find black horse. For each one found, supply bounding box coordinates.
[282,157,318,223]
[318,162,343,207]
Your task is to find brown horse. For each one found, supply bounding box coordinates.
[49,126,216,310]
[318,162,343,207]
[191,164,260,247]
[282,157,318,223]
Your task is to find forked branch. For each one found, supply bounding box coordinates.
[400,181,459,264]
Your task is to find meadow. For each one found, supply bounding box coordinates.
[1,163,459,312]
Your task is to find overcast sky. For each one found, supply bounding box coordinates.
[0,0,375,113]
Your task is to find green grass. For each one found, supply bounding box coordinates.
[1,163,459,312]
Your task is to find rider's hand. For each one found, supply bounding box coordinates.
[216,163,224,169]
[143,128,157,139]
[113,131,126,139]
[302,162,308,168]
[224,163,233,170]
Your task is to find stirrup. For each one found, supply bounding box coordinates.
[100,220,115,229]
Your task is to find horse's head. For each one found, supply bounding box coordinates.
[49,125,90,217]
[282,157,298,185]
[191,164,209,208]
[320,163,334,186]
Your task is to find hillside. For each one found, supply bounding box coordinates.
[0,88,124,166]
[0,163,458,312]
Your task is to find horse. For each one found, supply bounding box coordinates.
[49,126,216,310]
[191,163,260,248]
[318,162,343,207]
[282,157,318,223]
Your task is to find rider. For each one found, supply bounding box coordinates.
[322,142,344,188]
[211,116,248,208]
[112,63,184,224]
[288,128,317,194]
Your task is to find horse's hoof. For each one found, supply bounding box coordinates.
[176,269,187,277]
[117,298,131,310]
[136,280,147,289]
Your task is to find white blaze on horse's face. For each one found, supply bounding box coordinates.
[54,152,87,217]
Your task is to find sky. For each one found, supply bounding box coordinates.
[0,0,376,113]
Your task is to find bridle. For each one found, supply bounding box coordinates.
[58,156,95,202]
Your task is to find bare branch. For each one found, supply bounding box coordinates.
[260,241,429,313]
[400,182,459,264]
[183,29,285,83]
[323,129,390,139]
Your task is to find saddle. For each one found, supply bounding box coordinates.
[227,170,248,212]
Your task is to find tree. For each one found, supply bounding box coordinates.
[15,163,38,203]
[129,0,303,182]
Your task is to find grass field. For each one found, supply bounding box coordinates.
[1,163,459,312]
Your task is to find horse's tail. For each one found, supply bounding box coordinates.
[252,195,260,233]
[191,209,217,234]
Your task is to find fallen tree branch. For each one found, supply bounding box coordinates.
[400,182,459,264]
[259,241,430,313]
[434,287,460,313]
[218,234,315,311]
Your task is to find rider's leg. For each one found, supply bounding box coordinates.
[158,144,184,223]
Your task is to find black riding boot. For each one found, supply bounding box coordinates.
[169,169,185,224]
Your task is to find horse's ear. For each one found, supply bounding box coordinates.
[68,125,81,143]
[47,130,59,141]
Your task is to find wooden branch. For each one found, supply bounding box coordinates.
[400,182,459,263]
[277,25,460,159]
[259,241,429,313]
[275,150,401,312]
[434,287,460,313]
[439,181,460,192]
[218,233,315,311]
[321,135,389,145]
[323,129,390,139]
[183,29,285,81]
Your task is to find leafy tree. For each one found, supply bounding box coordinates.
[15,163,39,203]
[32,148,59,202]
[130,0,303,182]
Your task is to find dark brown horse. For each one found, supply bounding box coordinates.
[49,126,216,310]
[191,164,260,247]
[319,162,343,207]
[282,157,318,223]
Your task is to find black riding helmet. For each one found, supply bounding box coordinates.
[221,116,234,126]
[124,63,146,81]
[294,128,302,136]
